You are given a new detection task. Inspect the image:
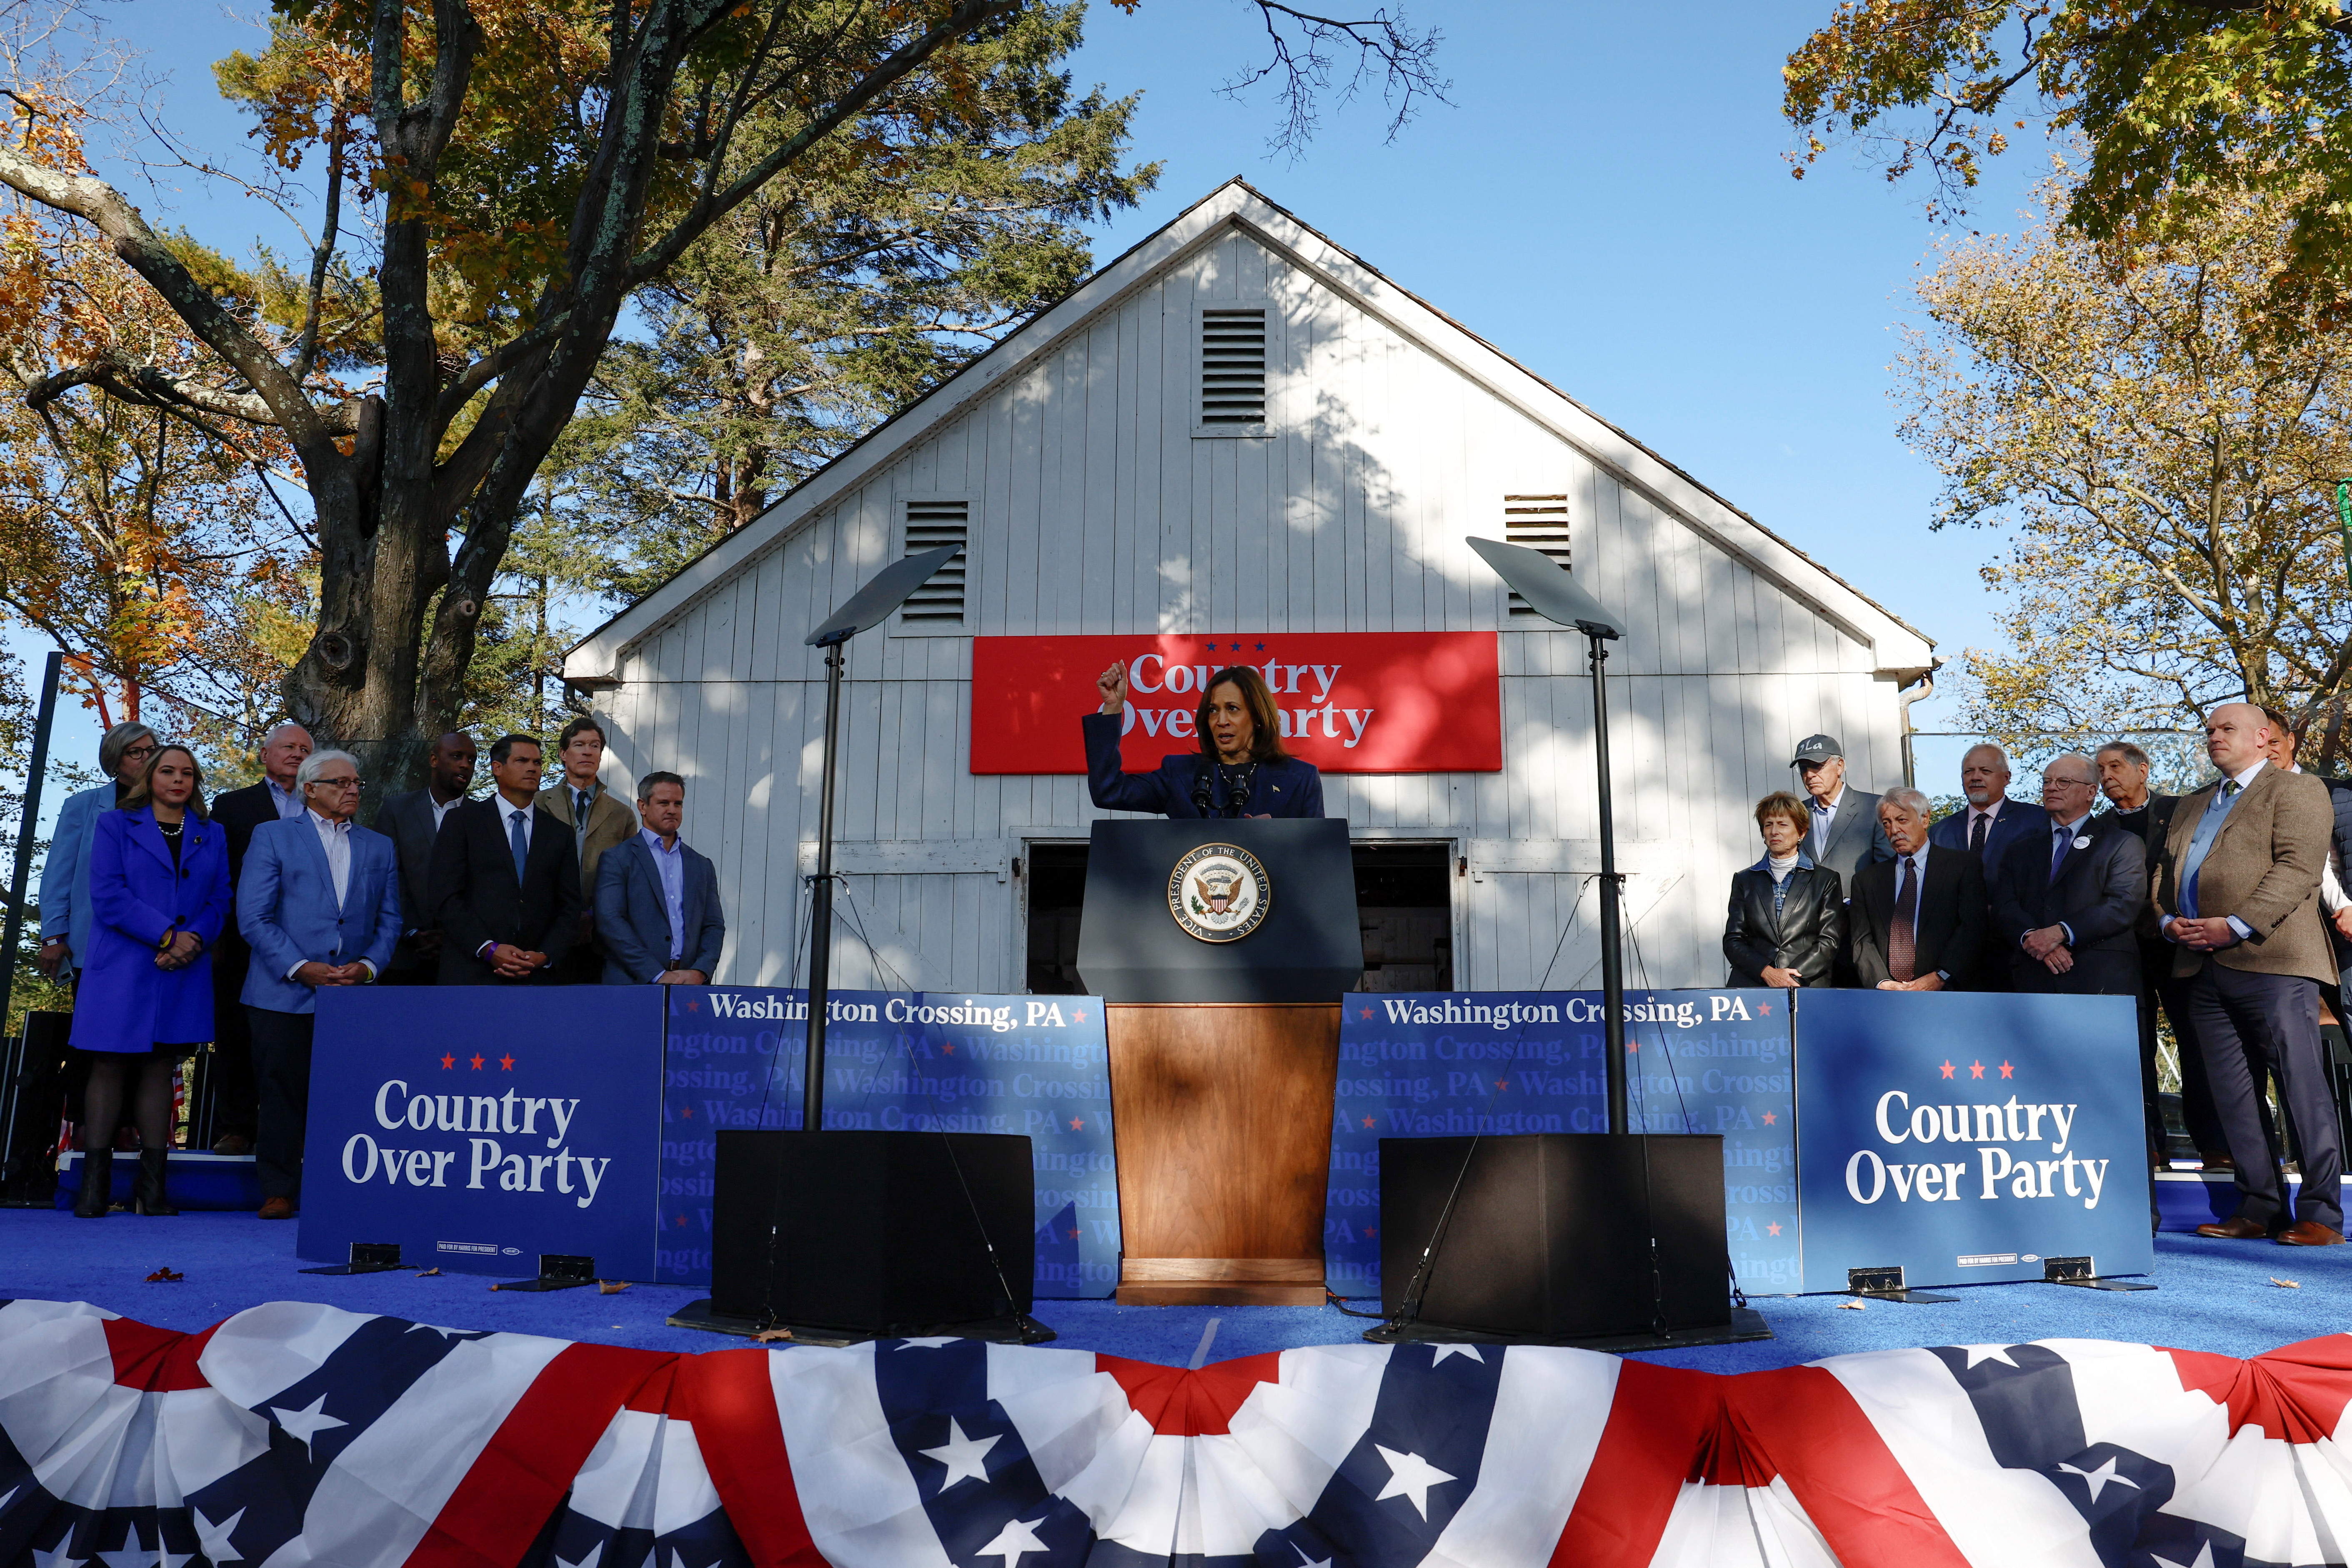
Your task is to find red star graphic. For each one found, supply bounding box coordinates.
[1939,1060,1956,1080]
[1363,1226,1377,1238]
[673,1214,688,1227]
[1969,1060,1985,1080]
[1762,1111,1777,1125]
[440,1053,455,1070]
[1361,1115,1376,1129]
[1359,1008,1374,1019]
[681,1104,694,1118]
[942,1043,956,1055]
[468,1053,485,1070]
[1066,1228,1080,1240]
[498,1053,515,1071]
[1999,1060,2014,1079]
[686,999,699,1012]
[1767,1222,1783,1237]
[1494,1078,1508,1090]
[1068,1118,1084,1131]
[1072,1010,1087,1023]
[1628,1040,1639,1053]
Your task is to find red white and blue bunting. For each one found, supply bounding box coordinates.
[2,1298,2349,1567]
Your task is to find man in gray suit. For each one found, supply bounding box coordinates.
[1790,733,1893,898]
[596,771,725,984]
[369,732,477,984]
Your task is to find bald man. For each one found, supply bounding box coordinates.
[205,721,315,1157]
[2153,703,2344,1245]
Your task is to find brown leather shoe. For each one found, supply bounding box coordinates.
[213,1133,253,1157]
[256,1196,296,1220]
[2198,1152,2235,1172]
[2278,1220,2347,1246]
[2193,1215,2269,1239]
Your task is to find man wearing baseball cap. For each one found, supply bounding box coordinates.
[1790,733,1894,913]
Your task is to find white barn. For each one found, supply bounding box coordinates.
[560,180,1937,995]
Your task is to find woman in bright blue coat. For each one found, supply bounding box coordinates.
[1083,662,1325,818]
[68,745,231,1217]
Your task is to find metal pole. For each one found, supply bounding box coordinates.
[1589,632,1629,1135]
[801,640,846,1133]
[0,652,63,1035]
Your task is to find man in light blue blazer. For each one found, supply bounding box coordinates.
[237,749,404,1217]
[596,772,725,985]
[35,722,157,982]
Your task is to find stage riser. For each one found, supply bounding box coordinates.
[54,1151,260,1211]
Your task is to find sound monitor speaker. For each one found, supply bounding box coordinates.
[1380,1133,1731,1340]
[711,1130,1035,1333]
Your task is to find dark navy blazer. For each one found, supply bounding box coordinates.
[1081,713,1325,818]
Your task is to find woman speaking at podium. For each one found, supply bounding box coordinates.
[1085,662,1325,818]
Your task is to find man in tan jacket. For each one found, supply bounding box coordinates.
[2153,703,2343,1245]
[538,716,640,984]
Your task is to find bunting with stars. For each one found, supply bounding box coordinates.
[7,1296,2352,1567]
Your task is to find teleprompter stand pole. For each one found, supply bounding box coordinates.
[802,637,848,1134]
[1585,631,1628,1135]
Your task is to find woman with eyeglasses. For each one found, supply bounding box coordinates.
[35,723,158,984]
[68,745,232,1217]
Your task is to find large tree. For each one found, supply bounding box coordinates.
[0,0,1442,786]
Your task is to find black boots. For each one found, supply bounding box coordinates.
[73,1148,112,1217]
[133,1148,177,1216]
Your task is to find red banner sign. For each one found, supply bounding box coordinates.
[968,633,1501,775]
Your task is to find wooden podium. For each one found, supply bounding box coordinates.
[1076,820,1360,1308]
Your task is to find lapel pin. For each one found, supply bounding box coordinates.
[2073,835,2092,849]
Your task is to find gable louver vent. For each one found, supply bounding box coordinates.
[1200,308,1269,426]
[899,500,969,626]
[1502,495,1572,616]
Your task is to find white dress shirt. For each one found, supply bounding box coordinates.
[431,792,467,833]
[2167,759,2267,942]
[2285,763,2349,915]
[290,808,374,980]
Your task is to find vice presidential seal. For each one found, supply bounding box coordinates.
[1168,842,1271,943]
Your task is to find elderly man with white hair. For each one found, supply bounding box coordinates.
[1991,752,2148,994]
[204,720,315,1157]
[1848,786,1987,990]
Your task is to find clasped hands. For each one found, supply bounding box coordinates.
[485,942,549,979]
[294,960,371,987]
[153,931,203,971]
[2165,915,2240,953]
[2022,925,2074,974]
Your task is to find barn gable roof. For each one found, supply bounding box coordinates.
[563,179,1935,682]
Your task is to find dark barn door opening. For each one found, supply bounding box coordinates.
[1025,844,1091,994]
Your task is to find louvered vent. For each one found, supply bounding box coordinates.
[1502,494,1572,616]
[1200,308,1268,426]
[900,500,968,626]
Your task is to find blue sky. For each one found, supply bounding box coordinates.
[15,0,2056,811]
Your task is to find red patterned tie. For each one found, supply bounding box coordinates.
[1889,858,1918,983]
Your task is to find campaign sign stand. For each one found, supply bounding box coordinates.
[655,987,1117,1297]
[1794,990,2153,1289]
[298,988,663,1278]
[1329,989,1799,1295]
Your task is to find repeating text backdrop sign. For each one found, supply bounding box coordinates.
[1794,990,2153,1288]
[969,633,1501,774]
[657,987,1117,1296]
[299,988,663,1278]
[1327,990,1799,1295]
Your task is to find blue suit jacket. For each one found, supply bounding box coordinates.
[1929,799,2050,876]
[1081,712,1325,818]
[595,833,726,983]
[38,781,115,975]
[67,807,231,1052]
[236,815,404,1014]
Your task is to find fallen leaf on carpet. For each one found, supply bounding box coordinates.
[1837,1300,1865,1310]
[599,1280,628,1294]
[754,1328,795,1342]
[415,1268,440,1277]
[145,1268,183,1283]
[2271,1277,2301,1288]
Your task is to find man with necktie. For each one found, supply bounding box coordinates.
[2154,703,2342,1245]
[1848,787,1985,990]
[428,734,582,985]
[1992,753,2147,995]
[1929,743,2049,990]
[537,717,638,983]
[203,721,315,1155]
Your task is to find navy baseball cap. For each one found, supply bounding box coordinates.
[1790,733,1844,767]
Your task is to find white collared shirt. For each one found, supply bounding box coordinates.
[430,792,467,833]
[266,777,305,820]
[1809,786,1845,856]
[2285,763,2349,913]
[291,808,374,981]
[1964,798,2009,843]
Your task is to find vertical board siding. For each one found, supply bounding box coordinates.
[596,229,1918,994]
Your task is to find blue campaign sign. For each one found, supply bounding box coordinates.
[1327,990,1798,1296]
[1793,990,2154,1288]
[299,987,664,1278]
[656,987,1118,1297]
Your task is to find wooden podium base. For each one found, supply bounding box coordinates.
[1104,1003,1339,1305]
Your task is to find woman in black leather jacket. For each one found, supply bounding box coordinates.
[1724,791,1845,988]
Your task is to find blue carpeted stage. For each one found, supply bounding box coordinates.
[3,1205,2340,1369]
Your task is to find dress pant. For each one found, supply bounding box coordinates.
[206,948,258,1140]
[2138,938,2228,1159]
[245,1005,316,1201]
[2186,962,2344,1233]
[377,962,439,987]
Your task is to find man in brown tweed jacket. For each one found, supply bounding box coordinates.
[2152,703,2344,1245]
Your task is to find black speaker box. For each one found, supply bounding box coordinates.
[1380,1133,1730,1340]
[711,1130,1035,1331]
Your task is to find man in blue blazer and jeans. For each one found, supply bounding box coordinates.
[237,749,404,1218]
[596,771,726,984]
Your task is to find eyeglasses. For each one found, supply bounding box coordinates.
[120,744,157,762]
[309,777,364,792]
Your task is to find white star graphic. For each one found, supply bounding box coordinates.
[190,1509,245,1565]
[31,1541,86,1568]
[159,1548,194,1568]
[2056,1456,2142,1505]
[1428,1344,1486,1366]
[268,1393,350,1458]
[552,1543,602,1568]
[917,1417,1000,1489]
[1291,1544,1333,1568]
[403,1322,470,1339]
[973,1515,1050,1568]
[2152,1544,2216,1568]
[1962,1344,2020,1369]
[894,1337,961,1349]
[96,1524,152,1568]
[1372,1445,1458,1520]
[0,1487,14,1512]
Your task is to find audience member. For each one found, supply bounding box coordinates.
[205,723,315,1157]
[37,723,156,983]
[1722,791,1844,988]
[67,746,231,1218]
[1929,743,2048,990]
[538,717,639,983]
[1992,753,2147,994]
[1849,786,1986,990]
[236,750,404,1219]
[596,772,726,985]
[1788,734,1893,902]
[372,731,477,984]
[429,733,581,984]
[2155,703,2342,1245]
[2098,740,2226,1168]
